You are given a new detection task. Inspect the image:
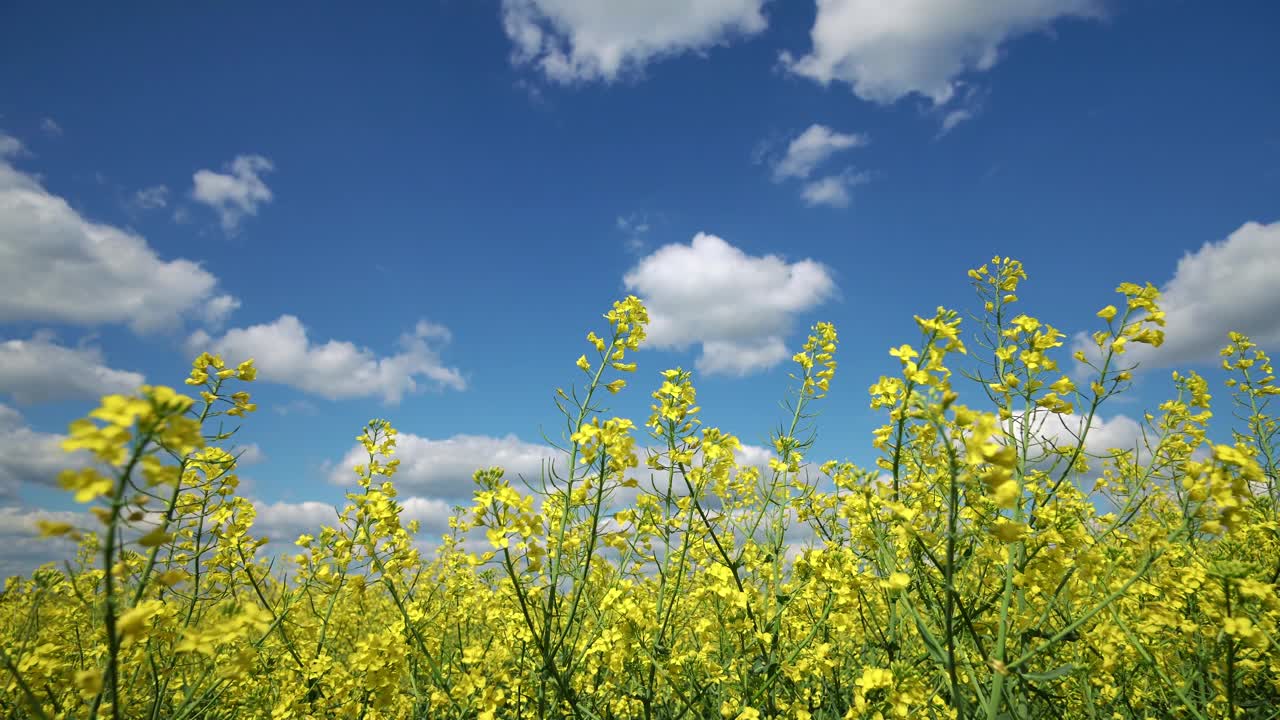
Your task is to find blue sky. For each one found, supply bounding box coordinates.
[1,1,1277,575]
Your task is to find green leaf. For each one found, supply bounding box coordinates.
[912,616,948,666]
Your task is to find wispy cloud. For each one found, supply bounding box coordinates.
[773,124,868,181]
[133,184,169,209]
[800,168,871,208]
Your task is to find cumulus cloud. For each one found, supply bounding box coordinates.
[0,433,777,578]
[0,154,232,333]
[622,233,837,375]
[696,337,791,375]
[0,506,87,579]
[782,0,1102,105]
[503,0,768,84]
[0,404,89,499]
[249,500,340,543]
[191,154,274,232]
[0,332,144,404]
[397,496,459,535]
[245,495,463,568]
[256,496,448,538]
[1015,408,1147,471]
[188,316,466,404]
[800,169,870,208]
[326,428,779,527]
[1070,220,1280,371]
[201,294,241,329]
[607,440,778,511]
[40,118,63,138]
[930,407,1155,492]
[1007,408,1219,510]
[327,432,554,499]
[773,124,868,181]
[0,493,466,581]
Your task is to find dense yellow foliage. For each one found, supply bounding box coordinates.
[2,258,1278,719]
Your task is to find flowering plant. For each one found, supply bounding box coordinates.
[2,261,1277,719]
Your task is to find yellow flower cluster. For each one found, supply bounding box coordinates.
[3,261,1279,720]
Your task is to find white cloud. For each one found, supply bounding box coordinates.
[0,155,231,333]
[1017,408,1146,469]
[249,500,339,542]
[0,404,89,498]
[191,154,274,233]
[697,337,791,375]
[201,294,241,329]
[0,494,463,581]
[947,407,1152,485]
[939,108,974,135]
[0,430,779,578]
[247,495,463,565]
[1071,220,1280,371]
[134,184,169,209]
[1012,409,1221,506]
[0,506,87,579]
[617,213,652,252]
[41,118,63,138]
[328,432,554,499]
[234,443,266,466]
[800,169,870,208]
[273,399,318,417]
[252,497,454,539]
[0,332,144,404]
[611,441,777,510]
[622,233,837,375]
[935,84,987,137]
[503,0,768,84]
[0,132,23,157]
[765,125,870,208]
[398,496,458,535]
[773,124,868,181]
[189,316,466,404]
[617,214,650,235]
[936,106,972,135]
[327,431,780,524]
[782,0,1102,105]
